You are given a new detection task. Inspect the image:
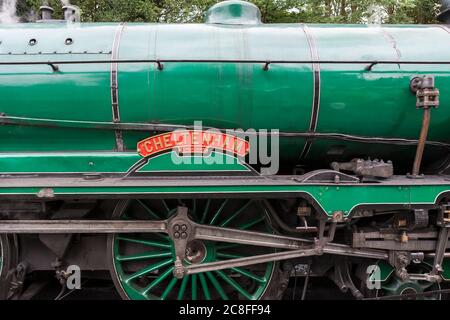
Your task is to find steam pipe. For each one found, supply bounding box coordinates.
[38,5,54,20]
[62,5,80,22]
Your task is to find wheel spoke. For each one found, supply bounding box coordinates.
[125,259,173,283]
[215,270,253,300]
[216,243,239,251]
[231,267,266,284]
[192,199,197,214]
[161,199,170,216]
[199,273,211,299]
[135,200,170,241]
[177,275,189,300]
[191,274,198,300]
[116,251,171,262]
[206,271,229,300]
[142,266,174,296]
[238,216,265,230]
[160,276,178,300]
[216,252,245,259]
[137,200,161,220]
[200,199,211,224]
[117,236,171,249]
[220,200,253,227]
[190,199,199,220]
[419,281,435,290]
[209,199,229,225]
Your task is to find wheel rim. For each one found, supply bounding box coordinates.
[0,237,3,278]
[109,199,275,300]
[377,264,441,300]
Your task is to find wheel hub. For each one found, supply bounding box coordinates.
[185,240,207,264]
[398,284,420,300]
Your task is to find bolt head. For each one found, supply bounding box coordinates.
[173,268,185,279]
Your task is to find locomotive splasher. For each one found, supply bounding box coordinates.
[0,0,450,300]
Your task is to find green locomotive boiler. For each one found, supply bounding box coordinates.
[0,0,450,300]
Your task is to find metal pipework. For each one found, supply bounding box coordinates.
[411,108,431,177]
[62,5,81,22]
[38,5,54,21]
[408,76,440,179]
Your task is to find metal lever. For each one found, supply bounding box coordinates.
[430,204,450,278]
[408,75,440,179]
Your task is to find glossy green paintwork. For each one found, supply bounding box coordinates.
[1,182,450,218]
[307,25,450,168]
[0,151,248,173]
[1,21,449,169]
[0,23,116,151]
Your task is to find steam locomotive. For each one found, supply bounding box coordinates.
[1,0,450,300]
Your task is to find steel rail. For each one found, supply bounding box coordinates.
[0,218,390,273]
[185,248,319,275]
[322,245,388,260]
[193,223,388,259]
[0,220,167,234]
[184,245,388,275]
[194,224,309,250]
[0,219,389,260]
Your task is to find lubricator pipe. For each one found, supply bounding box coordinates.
[412,108,431,176]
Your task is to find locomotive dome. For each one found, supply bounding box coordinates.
[205,0,262,25]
